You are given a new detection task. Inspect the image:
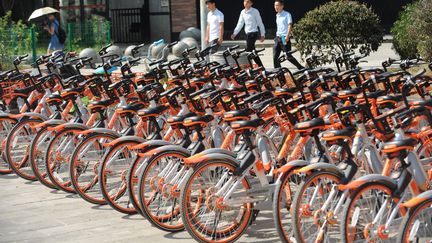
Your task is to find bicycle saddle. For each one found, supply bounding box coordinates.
[275,87,298,98]
[338,87,362,99]
[13,86,35,97]
[231,118,265,132]
[46,94,63,106]
[167,112,197,125]
[61,87,84,99]
[377,94,404,106]
[138,105,168,118]
[294,118,326,133]
[184,114,214,127]
[117,103,145,115]
[190,77,209,86]
[382,138,417,155]
[357,90,387,100]
[322,126,357,142]
[90,99,116,108]
[223,108,254,122]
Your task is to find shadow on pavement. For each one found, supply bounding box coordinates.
[122,214,144,220]
[24,180,39,185]
[91,204,112,211]
[65,193,81,199]
[49,189,68,194]
[164,231,189,240]
[240,211,280,242]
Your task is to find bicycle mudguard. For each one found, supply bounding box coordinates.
[8,112,49,121]
[189,148,237,158]
[183,153,240,167]
[140,145,191,158]
[102,136,146,148]
[47,123,89,132]
[337,174,397,191]
[403,190,432,208]
[75,128,120,137]
[132,140,172,151]
[273,160,309,175]
[294,162,344,178]
[30,119,65,129]
[211,126,224,148]
[0,113,17,121]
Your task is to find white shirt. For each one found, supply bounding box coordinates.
[207,9,224,42]
[276,10,293,37]
[233,7,266,37]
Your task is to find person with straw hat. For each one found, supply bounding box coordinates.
[44,14,64,54]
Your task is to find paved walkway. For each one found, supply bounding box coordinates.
[0,173,279,243]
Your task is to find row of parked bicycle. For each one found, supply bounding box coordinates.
[0,41,432,242]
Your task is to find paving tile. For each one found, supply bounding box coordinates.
[0,174,281,242]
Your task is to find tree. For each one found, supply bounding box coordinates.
[392,0,432,60]
[1,0,15,12]
[0,11,34,70]
[293,0,384,64]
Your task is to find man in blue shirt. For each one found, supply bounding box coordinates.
[273,0,304,69]
[231,0,265,67]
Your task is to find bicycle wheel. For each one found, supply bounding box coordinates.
[5,118,41,180]
[0,117,17,174]
[127,155,148,215]
[138,150,189,232]
[398,198,432,242]
[45,129,85,193]
[340,183,398,243]
[70,133,118,204]
[180,159,253,242]
[29,126,58,189]
[273,169,306,243]
[291,171,342,242]
[98,141,137,214]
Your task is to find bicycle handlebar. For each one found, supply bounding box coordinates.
[99,43,113,56]
[131,43,146,57]
[167,41,179,49]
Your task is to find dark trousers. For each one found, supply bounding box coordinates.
[210,39,220,54]
[7,99,19,114]
[246,32,263,67]
[273,37,303,69]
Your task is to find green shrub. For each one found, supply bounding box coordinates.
[391,4,417,59]
[392,0,432,60]
[293,0,384,64]
[67,16,110,52]
[0,11,36,70]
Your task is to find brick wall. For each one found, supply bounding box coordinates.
[171,0,197,33]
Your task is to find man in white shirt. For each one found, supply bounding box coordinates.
[205,0,224,53]
[231,0,265,66]
[273,0,304,69]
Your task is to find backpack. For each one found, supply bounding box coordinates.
[54,22,67,45]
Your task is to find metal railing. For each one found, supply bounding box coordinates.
[0,20,111,70]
